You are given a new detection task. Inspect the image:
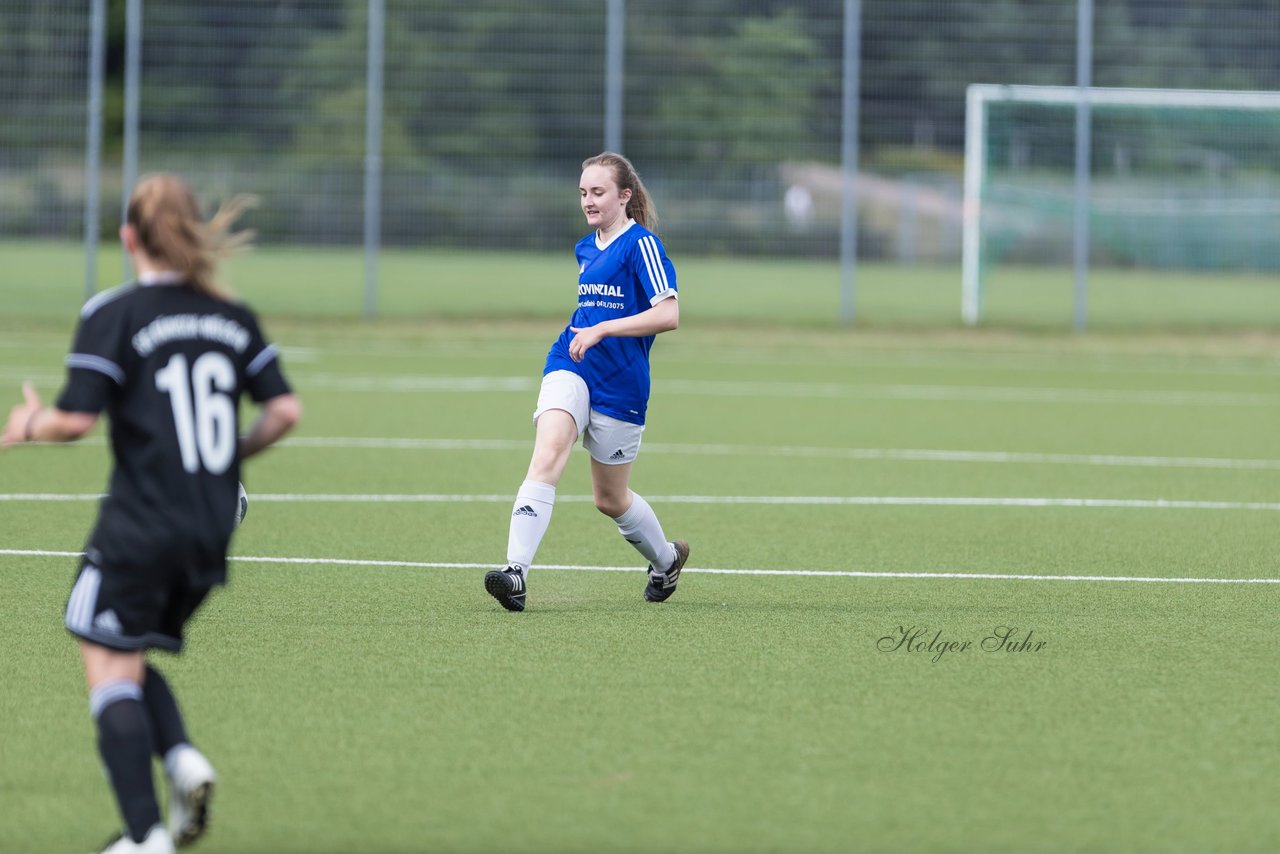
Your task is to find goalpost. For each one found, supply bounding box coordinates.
[962,84,1280,326]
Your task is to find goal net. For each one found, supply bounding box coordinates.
[962,84,1280,325]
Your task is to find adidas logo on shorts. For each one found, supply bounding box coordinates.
[610,449,626,460]
[94,609,123,635]
[513,505,538,518]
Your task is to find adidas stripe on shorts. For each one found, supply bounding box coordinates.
[65,556,214,653]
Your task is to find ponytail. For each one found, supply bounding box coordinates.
[126,174,254,299]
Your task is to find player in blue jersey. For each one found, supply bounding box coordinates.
[3,175,300,853]
[485,152,690,611]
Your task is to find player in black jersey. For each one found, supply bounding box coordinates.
[3,175,301,854]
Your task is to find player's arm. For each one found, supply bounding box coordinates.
[1,383,98,447]
[568,296,679,362]
[239,392,301,460]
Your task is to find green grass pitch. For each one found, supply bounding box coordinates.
[3,238,1279,330]
[1,243,1278,852]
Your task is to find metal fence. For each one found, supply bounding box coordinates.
[0,4,90,239]
[3,1,1279,322]
[128,1,848,253]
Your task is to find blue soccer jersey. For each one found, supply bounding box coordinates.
[544,221,677,425]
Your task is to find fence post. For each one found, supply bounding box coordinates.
[604,0,625,153]
[839,0,861,325]
[122,0,143,279]
[1072,0,1094,331]
[364,0,385,319]
[84,0,107,300]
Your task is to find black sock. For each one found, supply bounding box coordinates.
[92,682,160,843]
[142,664,189,756]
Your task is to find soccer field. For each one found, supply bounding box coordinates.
[2,273,1279,851]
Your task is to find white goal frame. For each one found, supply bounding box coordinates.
[961,84,1280,326]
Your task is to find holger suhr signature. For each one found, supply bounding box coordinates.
[877,626,1047,663]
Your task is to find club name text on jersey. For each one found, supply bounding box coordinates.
[132,314,252,357]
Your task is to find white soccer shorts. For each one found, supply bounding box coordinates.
[533,369,643,465]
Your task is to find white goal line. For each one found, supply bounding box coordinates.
[2,549,1275,585]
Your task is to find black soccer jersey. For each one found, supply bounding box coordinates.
[57,281,292,583]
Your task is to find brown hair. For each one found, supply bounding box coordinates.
[581,151,657,232]
[125,174,254,299]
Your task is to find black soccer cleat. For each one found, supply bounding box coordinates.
[644,540,689,603]
[485,567,527,612]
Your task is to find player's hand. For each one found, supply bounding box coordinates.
[2,382,42,448]
[568,325,605,362]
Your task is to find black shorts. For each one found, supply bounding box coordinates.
[64,557,218,653]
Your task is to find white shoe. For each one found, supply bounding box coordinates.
[165,746,216,847]
[95,824,175,854]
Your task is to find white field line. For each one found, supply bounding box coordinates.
[291,373,1278,407]
[0,369,63,385]
[10,335,1274,378]
[172,336,1280,378]
[4,373,1274,407]
[274,436,1280,472]
[667,350,1280,378]
[51,435,1280,472]
[2,548,1276,585]
[5,492,1280,511]
[198,331,1280,378]
[662,379,1278,408]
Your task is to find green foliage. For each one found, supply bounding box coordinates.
[865,145,965,177]
[6,2,1280,253]
[636,10,825,169]
[7,1,1280,167]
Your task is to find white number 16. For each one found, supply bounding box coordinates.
[155,352,236,475]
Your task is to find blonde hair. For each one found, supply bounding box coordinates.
[126,174,254,299]
[581,151,657,232]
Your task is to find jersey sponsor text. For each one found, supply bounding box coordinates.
[578,283,626,298]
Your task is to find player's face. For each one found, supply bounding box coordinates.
[580,165,631,233]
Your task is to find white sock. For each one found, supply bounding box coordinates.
[614,491,676,572]
[506,480,556,575]
[163,743,195,778]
